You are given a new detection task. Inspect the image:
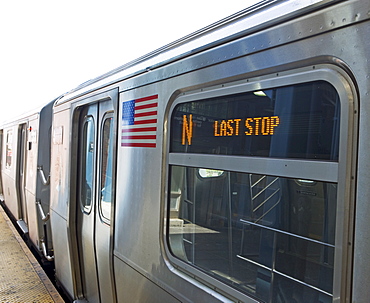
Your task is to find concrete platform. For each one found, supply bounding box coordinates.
[0,206,64,303]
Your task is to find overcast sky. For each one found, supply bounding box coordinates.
[0,0,260,122]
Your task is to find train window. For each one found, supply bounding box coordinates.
[80,117,95,212]
[6,130,12,169]
[170,81,340,161]
[100,116,114,221]
[166,75,354,302]
[168,166,337,302]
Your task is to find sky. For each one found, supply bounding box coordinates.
[0,0,260,122]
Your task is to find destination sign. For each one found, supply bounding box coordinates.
[171,81,340,160]
[182,115,280,145]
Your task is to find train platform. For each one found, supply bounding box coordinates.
[0,205,64,303]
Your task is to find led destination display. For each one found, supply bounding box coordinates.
[171,81,340,160]
[182,115,281,146]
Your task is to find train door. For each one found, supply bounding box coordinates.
[16,123,28,227]
[76,91,117,303]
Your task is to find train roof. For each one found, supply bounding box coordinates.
[55,0,341,105]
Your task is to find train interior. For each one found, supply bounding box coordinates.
[169,166,337,302]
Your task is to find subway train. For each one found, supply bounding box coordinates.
[1,0,370,302]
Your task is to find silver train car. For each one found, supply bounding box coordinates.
[1,0,370,302]
[0,101,54,260]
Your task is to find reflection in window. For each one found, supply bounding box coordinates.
[100,117,114,220]
[198,168,224,178]
[80,117,95,210]
[168,166,337,302]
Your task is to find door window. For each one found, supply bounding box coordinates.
[6,130,12,169]
[80,116,95,212]
[100,116,114,221]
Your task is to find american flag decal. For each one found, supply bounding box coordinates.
[121,94,158,148]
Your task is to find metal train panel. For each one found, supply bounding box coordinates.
[116,2,360,302]
[0,101,54,259]
[50,104,75,297]
[111,55,357,303]
[35,101,54,256]
[24,114,41,248]
[3,0,370,302]
[1,123,21,219]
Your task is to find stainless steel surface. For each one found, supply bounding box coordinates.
[0,101,54,257]
[55,0,362,300]
[55,0,342,104]
[2,0,370,301]
[169,153,338,182]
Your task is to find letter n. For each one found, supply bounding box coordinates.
[182,114,193,145]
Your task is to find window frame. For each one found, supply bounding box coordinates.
[164,65,357,302]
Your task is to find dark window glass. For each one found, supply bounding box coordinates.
[80,117,95,210]
[171,81,340,160]
[100,117,114,220]
[168,166,337,302]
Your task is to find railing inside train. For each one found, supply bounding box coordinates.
[182,166,195,262]
[238,219,334,299]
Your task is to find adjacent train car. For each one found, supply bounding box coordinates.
[0,101,54,261]
[3,0,370,302]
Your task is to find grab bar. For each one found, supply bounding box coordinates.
[37,166,50,185]
[36,200,50,222]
